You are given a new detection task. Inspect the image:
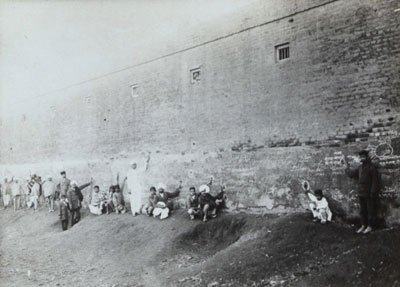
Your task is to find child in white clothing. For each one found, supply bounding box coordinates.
[305,186,332,224]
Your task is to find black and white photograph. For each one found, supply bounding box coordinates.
[0,0,399,286]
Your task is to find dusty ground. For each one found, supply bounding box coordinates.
[1,206,400,287]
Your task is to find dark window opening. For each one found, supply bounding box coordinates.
[275,43,290,61]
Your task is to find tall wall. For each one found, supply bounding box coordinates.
[1,0,399,223]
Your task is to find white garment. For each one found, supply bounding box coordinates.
[42,181,55,197]
[89,204,102,215]
[308,193,332,222]
[31,183,40,197]
[11,183,21,197]
[307,193,329,210]
[3,194,11,207]
[153,207,170,220]
[127,164,146,215]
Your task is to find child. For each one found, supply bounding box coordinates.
[113,185,127,214]
[304,184,332,224]
[89,185,106,215]
[187,186,201,220]
[59,195,70,231]
[143,186,158,216]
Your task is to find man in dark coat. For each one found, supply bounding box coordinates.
[346,150,380,234]
[67,179,91,226]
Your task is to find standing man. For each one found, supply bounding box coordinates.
[11,177,22,211]
[42,176,56,212]
[2,177,12,209]
[345,150,380,234]
[57,171,71,200]
[127,154,150,216]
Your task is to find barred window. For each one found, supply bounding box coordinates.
[275,43,290,61]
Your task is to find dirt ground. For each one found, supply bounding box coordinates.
[1,206,400,287]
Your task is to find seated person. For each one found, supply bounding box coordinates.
[198,179,226,222]
[187,186,202,220]
[113,184,126,214]
[89,185,107,215]
[106,185,115,214]
[153,183,181,220]
[304,183,332,224]
[143,186,157,216]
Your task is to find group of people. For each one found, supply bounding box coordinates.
[0,165,228,231]
[0,174,60,212]
[0,149,380,234]
[303,149,380,235]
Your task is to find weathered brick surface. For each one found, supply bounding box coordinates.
[1,0,399,222]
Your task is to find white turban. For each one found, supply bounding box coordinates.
[157,183,166,191]
[70,180,78,187]
[199,184,210,193]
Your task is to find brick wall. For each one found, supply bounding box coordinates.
[1,0,399,223]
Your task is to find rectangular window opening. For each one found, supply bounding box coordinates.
[275,43,290,61]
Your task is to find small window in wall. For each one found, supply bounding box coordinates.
[190,67,201,84]
[130,84,139,98]
[275,43,290,61]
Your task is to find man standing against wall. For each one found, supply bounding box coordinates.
[57,171,70,200]
[345,150,380,234]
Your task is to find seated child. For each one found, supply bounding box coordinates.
[89,185,107,215]
[106,185,115,214]
[187,186,201,220]
[113,184,126,214]
[143,186,157,216]
[305,187,332,224]
[59,195,70,231]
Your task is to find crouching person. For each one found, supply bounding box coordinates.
[199,183,225,222]
[59,195,70,231]
[187,186,202,220]
[304,186,332,224]
[153,183,181,220]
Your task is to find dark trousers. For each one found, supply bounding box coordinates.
[359,197,377,227]
[61,219,68,231]
[70,208,81,226]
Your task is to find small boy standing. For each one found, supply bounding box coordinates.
[304,184,332,224]
[59,195,70,231]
